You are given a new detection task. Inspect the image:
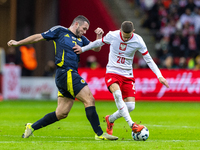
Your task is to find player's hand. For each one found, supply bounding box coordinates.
[95,27,104,35]
[159,77,169,88]
[7,40,19,47]
[73,45,82,54]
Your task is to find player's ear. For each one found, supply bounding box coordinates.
[75,22,79,28]
[132,29,135,32]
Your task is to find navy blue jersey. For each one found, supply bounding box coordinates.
[41,26,90,71]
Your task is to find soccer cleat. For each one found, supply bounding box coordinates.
[95,132,118,140]
[22,123,34,138]
[132,122,144,133]
[105,115,114,135]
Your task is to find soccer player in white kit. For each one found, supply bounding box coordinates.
[73,21,169,135]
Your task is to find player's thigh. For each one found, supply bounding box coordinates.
[105,73,121,93]
[121,77,136,100]
[124,97,135,102]
[56,96,74,118]
[109,83,120,93]
[76,85,95,107]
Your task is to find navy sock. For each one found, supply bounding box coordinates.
[32,111,58,130]
[85,106,103,136]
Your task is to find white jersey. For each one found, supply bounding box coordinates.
[102,30,148,77]
[81,30,162,78]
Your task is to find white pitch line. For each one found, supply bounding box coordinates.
[1,135,200,143]
[145,124,200,129]
[0,141,96,143]
[0,140,200,144]
[1,134,94,139]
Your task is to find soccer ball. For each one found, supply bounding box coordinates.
[131,126,149,141]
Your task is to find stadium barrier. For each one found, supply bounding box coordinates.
[0,48,5,101]
[2,65,21,99]
[0,73,3,101]
[78,68,200,101]
[2,66,200,101]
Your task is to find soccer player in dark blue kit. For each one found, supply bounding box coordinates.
[7,15,118,140]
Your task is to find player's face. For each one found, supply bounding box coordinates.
[76,21,89,38]
[121,30,134,42]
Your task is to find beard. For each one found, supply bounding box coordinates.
[75,27,82,38]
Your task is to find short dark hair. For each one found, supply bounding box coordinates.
[72,15,90,26]
[121,21,134,33]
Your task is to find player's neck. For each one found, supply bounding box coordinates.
[68,26,76,36]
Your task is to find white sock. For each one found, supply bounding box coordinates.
[125,102,135,112]
[108,110,121,123]
[109,90,134,128]
[109,102,135,123]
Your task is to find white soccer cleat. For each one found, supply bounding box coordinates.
[95,132,118,140]
[22,123,34,138]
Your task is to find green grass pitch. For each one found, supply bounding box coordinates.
[0,100,200,150]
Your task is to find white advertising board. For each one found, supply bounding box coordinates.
[3,65,21,99]
[20,77,57,100]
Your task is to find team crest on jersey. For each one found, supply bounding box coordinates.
[119,43,127,51]
[72,36,76,40]
[81,79,85,84]
[77,38,82,42]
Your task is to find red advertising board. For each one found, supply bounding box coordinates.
[78,68,200,101]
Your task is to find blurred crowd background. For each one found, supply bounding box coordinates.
[131,0,200,70]
[1,0,200,77]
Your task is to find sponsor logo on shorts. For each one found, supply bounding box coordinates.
[107,78,112,83]
[81,79,85,83]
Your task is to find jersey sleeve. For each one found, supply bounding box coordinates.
[143,53,162,78]
[102,31,113,44]
[137,36,148,55]
[81,36,90,46]
[41,26,61,41]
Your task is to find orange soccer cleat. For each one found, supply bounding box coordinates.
[105,115,114,135]
[132,122,144,133]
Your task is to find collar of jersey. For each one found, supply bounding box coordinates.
[67,28,79,38]
[119,31,134,42]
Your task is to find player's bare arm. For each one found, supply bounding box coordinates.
[7,34,45,47]
[73,27,104,54]
[93,27,104,52]
[95,27,104,39]
[159,77,169,88]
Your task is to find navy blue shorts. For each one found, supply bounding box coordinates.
[55,68,88,99]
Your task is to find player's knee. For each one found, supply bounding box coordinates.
[84,97,95,107]
[82,92,95,107]
[56,112,69,120]
[77,87,95,107]
[125,102,135,112]
[113,90,123,102]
